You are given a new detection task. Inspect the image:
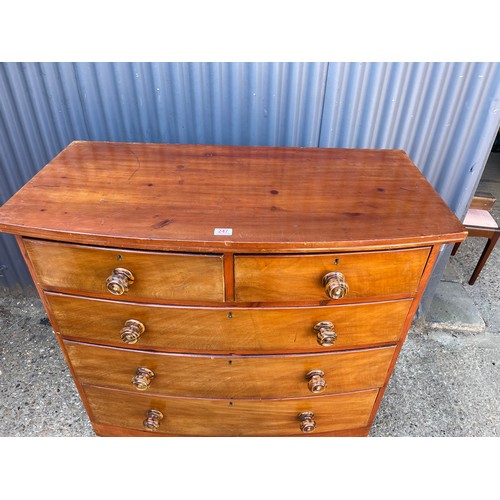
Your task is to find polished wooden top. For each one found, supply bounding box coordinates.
[0,141,466,252]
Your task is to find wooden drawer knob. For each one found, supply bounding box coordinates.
[313,321,337,347]
[106,267,135,295]
[322,271,348,299]
[120,319,145,344]
[143,409,163,431]
[306,370,327,393]
[132,367,155,391]
[298,411,316,433]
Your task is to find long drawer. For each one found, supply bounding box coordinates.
[65,341,395,398]
[24,238,224,302]
[83,385,379,436]
[234,248,430,302]
[47,293,412,353]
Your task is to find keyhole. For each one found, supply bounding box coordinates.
[117,255,122,262]
[334,258,339,265]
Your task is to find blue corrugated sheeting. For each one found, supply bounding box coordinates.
[1,62,499,291]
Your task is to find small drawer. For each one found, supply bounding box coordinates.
[47,293,412,353]
[83,385,379,436]
[234,247,430,302]
[24,238,224,302]
[64,341,395,398]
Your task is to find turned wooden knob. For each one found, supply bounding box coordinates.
[298,411,316,433]
[306,370,327,393]
[322,271,348,299]
[313,321,337,347]
[132,367,155,391]
[143,409,163,431]
[120,319,145,344]
[106,267,134,295]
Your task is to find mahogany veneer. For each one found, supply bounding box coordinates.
[0,141,467,436]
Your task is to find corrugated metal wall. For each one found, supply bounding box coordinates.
[1,62,499,303]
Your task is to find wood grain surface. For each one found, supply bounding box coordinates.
[0,142,467,252]
[46,292,412,353]
[90,421,371,437]
[24,238,224,302]
[64,341,395,398]
[235,247,430,302]
[83,384,379,436]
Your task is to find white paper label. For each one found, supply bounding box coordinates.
[214,228,233,236]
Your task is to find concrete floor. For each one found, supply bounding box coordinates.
[0,154,499,438]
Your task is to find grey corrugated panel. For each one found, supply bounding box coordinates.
[38,62,328,146]
[0,63,69,200]
[1,61,499,291]
[59,62,328,146]
[0,234,31,292]
[435,63,500,219]
[150,62,328,146]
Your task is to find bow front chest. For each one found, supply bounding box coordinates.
[0,142,466,436]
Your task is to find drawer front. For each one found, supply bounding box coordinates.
[47,293,412,352]
[83,385,379,436]
[65,341,395,398]
[24,238,224,302]
[234,248,430,302]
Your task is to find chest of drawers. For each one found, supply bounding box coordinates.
[0,142,466,436]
